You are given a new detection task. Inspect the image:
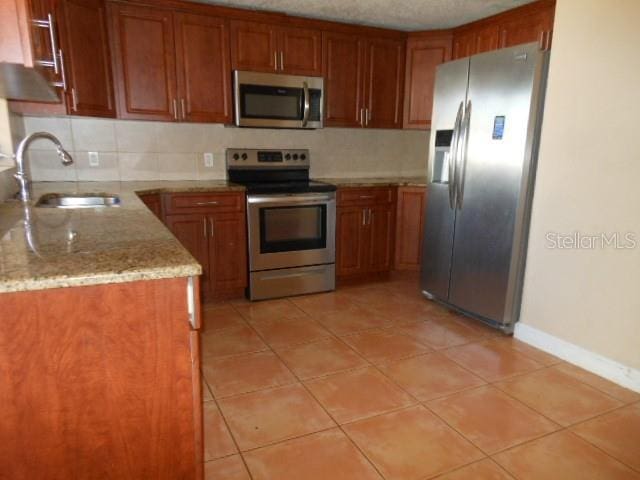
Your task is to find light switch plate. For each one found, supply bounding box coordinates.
[203,152,214,168]
[88,151,99,167]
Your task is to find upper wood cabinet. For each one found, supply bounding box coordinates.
[324,32,404,129]
[174,12,232,123]
[499,6,554,49]
[403,32,451,129]
[58,0,116,117]
[363,37,405,129]
[109,3,231,122]
[322,31,364,127]
[230,20,321,75]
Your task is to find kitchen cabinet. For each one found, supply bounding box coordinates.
[109,2,231,122]
[322,31,364,127]
[58,0,116,117]
[394,186,426,270]
[163,192,247,299]
[323,32,404,129]
[138,192,163,219]
[499,5,554,49]
[0,277,203,479]
[230,20,321,75]
[336,187,396,278]
[474,24,500,54]
[403,32,451,129]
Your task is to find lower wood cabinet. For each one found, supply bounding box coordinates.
[138,192,163,219]
[0,277,203,479]
[336,187,396,278]
[394,186,426,270]
[163,192,247,300]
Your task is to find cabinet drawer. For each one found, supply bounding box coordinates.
[163,192,244,214]
[337,187,394,206]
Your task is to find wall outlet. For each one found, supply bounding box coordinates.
[88,151,99,167]
[203,152,214,168]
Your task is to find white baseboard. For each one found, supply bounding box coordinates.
[514,323,640,393]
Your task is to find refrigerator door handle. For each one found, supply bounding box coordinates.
[456,99,472,209]
[448,101,464,209]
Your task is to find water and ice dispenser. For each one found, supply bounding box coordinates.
[431,129,453,184]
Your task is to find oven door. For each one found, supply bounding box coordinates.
[247,193,336,271]
[234,71,323,129]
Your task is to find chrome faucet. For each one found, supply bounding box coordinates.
[13,131,73,202]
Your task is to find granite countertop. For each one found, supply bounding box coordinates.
[0,177,425,294]
[321,176,428,187]
[0,180,244,294]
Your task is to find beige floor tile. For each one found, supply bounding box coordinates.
[243,428,382,480]
[201,304,246,333]
[217,383,335,450]
[290,291,357,316]
[495,367,622,426]
[201,351,297,398]
[203,402,237,461]
[340,328,431,364]
[305,367,416,424]
[276,337,369,380]
[427,385,559,454]
[396,318,485,350]
[233,298,306,322]
[248,315,330,348]
[435,459,515,479]
[571,403,640,471]
[493,430,640,480]
[201,325,267,358]
[343,405,484,480]
[552,363,640,404]
[444,340,543,381]
[313,304,394,335]
[204,455,250,480]
[380,352,486,401]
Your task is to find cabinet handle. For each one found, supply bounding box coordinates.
[32,13,60,74]
[173,99,178,120]
[71,87,78,111]
[366,108,371,126]
[362,209,367,226]
[195,201,219,206]
[202,217,207,238]
[359,108,365,127]
[209,217,214,237]
[538,30,545,50]
[181,98,186,120]
[545,31,552,50]
[367,208,371,226]
[50,49,67,92]
[359,195,374,199]
[274,51,278,71]
[280,51,284,71]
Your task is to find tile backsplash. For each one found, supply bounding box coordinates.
[22,116,429,182]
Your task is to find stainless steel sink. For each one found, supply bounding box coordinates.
[35,193,121,208]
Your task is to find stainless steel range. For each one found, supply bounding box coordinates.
[226,149,336,301]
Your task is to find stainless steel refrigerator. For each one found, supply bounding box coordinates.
[421,42,549,333]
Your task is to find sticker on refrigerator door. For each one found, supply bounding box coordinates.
[492,116,506,140]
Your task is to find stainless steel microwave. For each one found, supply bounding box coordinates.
[233,71,323,129]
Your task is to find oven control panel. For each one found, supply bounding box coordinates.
[226,149,310,169]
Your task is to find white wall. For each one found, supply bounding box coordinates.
[518,0,640,377]
[20,115,428,182]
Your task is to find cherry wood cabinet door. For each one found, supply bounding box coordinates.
[500,7,554,49]
[367,204,395,272]
[394,187,426,270]
[208,212,247,295]
[403,33,452,129]
[165,214,210,294]
[474,24,500,54]
[109,3,177,120]
[58,0,115,117]
[174,12,232,123]
[363,37,405,129]
[138,193,163,219]
[452,29,476,59]
[336,206,366,276]
[322,32,365,127]
[279,26,322,75]
[230,19,278,73]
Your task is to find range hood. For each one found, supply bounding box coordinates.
[0,63,60,102]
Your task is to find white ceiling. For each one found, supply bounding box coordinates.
[194,0,535,31]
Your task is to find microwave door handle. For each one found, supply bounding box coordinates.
[302,81,310,127]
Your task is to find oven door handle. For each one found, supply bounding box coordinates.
[302,81,310,127]
[247,194,335,205]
